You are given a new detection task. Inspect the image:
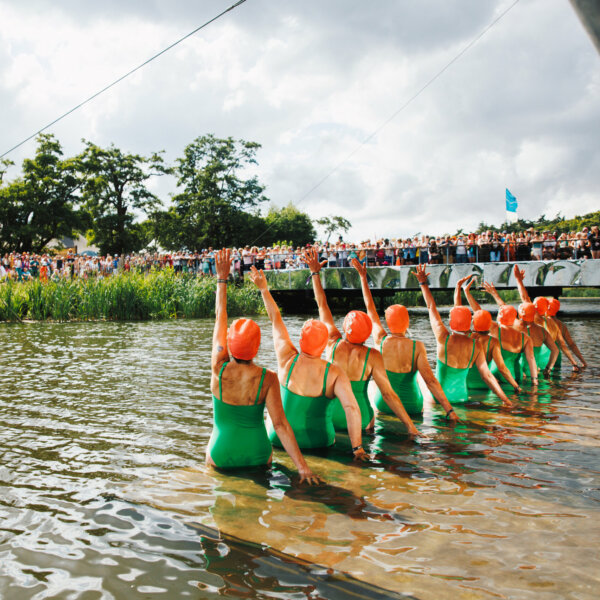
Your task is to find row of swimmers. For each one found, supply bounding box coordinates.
[206,248,586,483]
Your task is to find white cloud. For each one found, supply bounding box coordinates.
[0,0,598,243]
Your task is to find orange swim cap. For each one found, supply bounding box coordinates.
[449,306,472,332]
[497,304,517,327]
[343,310,372,344]
[227,318,261,360]
[385,304,409,334]
[518,302,536,322]
[534,296,549,316]
[547,298,560,316]
[299,319,328,357]
[473,309,492,332]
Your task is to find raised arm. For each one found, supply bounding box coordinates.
[482,281,506,306]
[414,343,459,422]
[413,264,448,343]
[454,275,472,307]
[513,265,532,303]
[304,247,341,341]
[264,371,321,484]
[369,352,419,434]
[249,266,297,372]
[211,249,231,373]
[463,276,482,311]
[554,327,581,372]
[352,258,386,344]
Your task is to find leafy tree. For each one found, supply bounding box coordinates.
[0,134,87,253]
[160,135,268,249]
[79,141,169,255]
[315,215,352,243]
[261,203,316,247]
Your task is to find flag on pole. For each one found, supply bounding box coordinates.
[505,188,518,223]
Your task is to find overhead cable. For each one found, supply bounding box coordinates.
[0,0,248,159]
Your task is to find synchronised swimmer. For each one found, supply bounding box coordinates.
[206,250,587,482]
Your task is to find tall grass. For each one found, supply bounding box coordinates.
[0,271,264,322]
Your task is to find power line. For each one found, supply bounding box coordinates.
[0,0,248,160]
[251,0,521,245]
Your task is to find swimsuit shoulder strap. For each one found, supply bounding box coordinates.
[218,361,229,401]
[486,335,492,358]
[330,337,342,363]
[411,339,416,372]
[521,332,524,353]
[380,334,387,355]
[468,339,476,368]
[498,327,502,345]
[254,367,266,405]
[322,362,331,396]
[444,335,449,364]
[285,354,300,387]
[360,348,371,381]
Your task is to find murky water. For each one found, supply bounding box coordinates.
[0,313,599,599]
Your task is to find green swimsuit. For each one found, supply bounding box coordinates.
[490,329,523,386]
[375,336,423,415]
[330,339,374,430]
[521,325,544,378]
[467,336,492,390]
[435,336,476,403]
[268,354,335,449]
[207,362,272,468]
[541,317,561,372]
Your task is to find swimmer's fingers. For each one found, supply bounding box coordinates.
[248,266,267,289]
[502,399,514,408]
[351,258,366,276]
[301,473,324,485]
[464,275,477,291]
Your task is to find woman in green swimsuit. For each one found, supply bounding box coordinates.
[353,259,459,421]
[462,278,538,387]
[512,267,582,373]
[475,278,560,378]
[249,265,368,459]
[302,248,418,435]
[415,265,513,407]
[207,248,320,483]
[454,277,521,392]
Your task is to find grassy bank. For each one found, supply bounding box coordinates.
[0,271,264,322]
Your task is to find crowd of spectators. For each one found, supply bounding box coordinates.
[1,226,599,282]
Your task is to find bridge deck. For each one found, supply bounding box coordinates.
[264,260,600,291]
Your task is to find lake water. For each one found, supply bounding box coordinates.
[0,313,599,599]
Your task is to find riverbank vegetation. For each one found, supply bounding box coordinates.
[0,271,264,322]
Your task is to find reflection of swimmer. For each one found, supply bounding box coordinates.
[414,264,513,407]
[352,258,458,423]
[513,266,583,372]
[463,278,538,387]
[302,248,418,436]
[249,266,368,460]
[207,249,320,484]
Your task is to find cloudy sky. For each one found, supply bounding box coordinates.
[0,0,598,241]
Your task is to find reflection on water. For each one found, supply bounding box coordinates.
[0,315,599,599]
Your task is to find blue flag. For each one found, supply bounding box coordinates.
[505,188,518,212]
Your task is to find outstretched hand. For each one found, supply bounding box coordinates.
[215,248,231,280]
[302,247,327,273]
[482,281,497,296]
[412,263,430,284]
[464,275,477,291]
[249,266,268,291]
[298,467,323,485]
[456,275,472,288]
[351,258,367,278]
[513,265,525,282]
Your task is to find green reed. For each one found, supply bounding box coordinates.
[0,271,264,322]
